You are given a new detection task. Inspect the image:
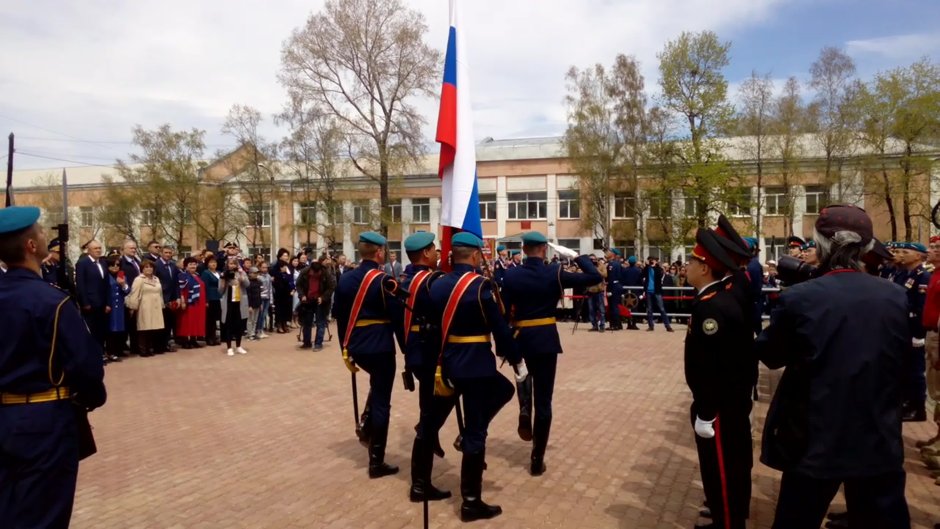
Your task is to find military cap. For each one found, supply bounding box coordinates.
[802,240,816,250]
[786,236,805,248]
[931,235,940,244]
[224,241,238,249]
[0,206,40,235]
[496,244,506,252]
[868,239,893,261]
[896,242,927,253]
[715,215,751,265]
[358,231,387,246]
[404,231,435,252]
[48,238,62,252]
[816,204,873,246]
[521,231,548,245]
[510,249,521,256]
[743,236,759,250]
[451,231,483,248]
[690,228,738,274]
[610,248,622,256]
[627,255,637,265]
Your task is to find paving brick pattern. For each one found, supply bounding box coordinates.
[71,324,939,528]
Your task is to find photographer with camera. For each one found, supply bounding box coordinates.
[756,205,911,528]
[219,257,250,356]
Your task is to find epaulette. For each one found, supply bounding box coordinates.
[700,291,718,302]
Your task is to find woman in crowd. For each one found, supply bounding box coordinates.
[105,255,129,362]
[177,256,207,348]
[201,256,222,346]
[290,255,302,328]
[271,248,294,334]
[126,259,165,357]
[219,256,250,356]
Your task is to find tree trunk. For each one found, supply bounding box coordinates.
[902,145,914,241]
[881,166,898,240]
[378,143,389,238]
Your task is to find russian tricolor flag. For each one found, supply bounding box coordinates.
[437,0,482,264]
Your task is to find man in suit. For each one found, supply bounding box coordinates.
[643,256,674,332]
[120,239,142,355]
[384,250,404,280]
[76,240,113,362]
[502,231,602,476]
[144,240,161,263]
[154,244,181,353]
[606,249,625,330]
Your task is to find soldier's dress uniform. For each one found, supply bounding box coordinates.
[41,240,61,287]
[501,232,602,475]
[0,206,107,529]
[429,232,521,522]
[399,232,455,502]
[606,251,624,330]
[492,244,508,289]
[895,242,932,421]
[334,232,405,478]
[684,228,756,529]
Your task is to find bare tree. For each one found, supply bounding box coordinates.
[561,54,648,246]
[768,77,809,237]
[736,71,775,239]
[809,46,860,201]
[277,92,345,250]
[278,0,440,236]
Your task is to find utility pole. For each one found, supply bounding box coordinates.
[5,133,13,207]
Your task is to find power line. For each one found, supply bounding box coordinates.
[0,114,87,141]
[15,151,115,168]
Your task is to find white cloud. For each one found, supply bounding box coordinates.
[846,32,940,61]
[0,0,790,169]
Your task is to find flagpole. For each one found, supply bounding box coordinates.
[5,133,13,207]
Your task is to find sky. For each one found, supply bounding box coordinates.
[1,0,938,170]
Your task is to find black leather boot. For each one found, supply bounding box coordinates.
[356,403,372,447]
[368,423,399,478]
[409,438,451,502]
[530,415,551,476]
[516,377,533,442]
[460,451,501,522]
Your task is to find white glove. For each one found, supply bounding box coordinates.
[694,416,716,439]
[913,338,926,347]
[513,360,529,382]
[547,242,577,259]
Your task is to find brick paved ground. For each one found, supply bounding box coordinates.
[72,323,939,528]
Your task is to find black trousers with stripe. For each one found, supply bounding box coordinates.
[691,405,752,529]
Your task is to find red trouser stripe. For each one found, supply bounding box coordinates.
[713,416,731,529]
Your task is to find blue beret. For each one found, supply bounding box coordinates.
[0,206,40,235]
[451,232,483,249]
[496,244,506,252]
[897,242,927,253]
[521,231,547,245]
[743,237,759,249]
[627,255,637,264]
[358,231,387,246]
[802,240,816,250]
[404,231,435,252]
[611,248,622,256]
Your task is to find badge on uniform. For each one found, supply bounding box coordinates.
[702,318,718,335]
[905,278,915,289]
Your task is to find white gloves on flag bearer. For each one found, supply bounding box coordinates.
[513,360,529,383]
[694,415,716,439]
[913,338,926,347]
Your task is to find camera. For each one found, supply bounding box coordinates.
[223,270,236,281]
[775,255,817,286]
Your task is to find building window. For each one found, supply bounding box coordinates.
[388,202,402,223]
[299,201,317,225]
[764,187,786,216]
[764,237,786,261]
[412,198,430,223]
[556,239,580,254]
[558,190,580,219]
[683,197,698,218]
[248,247,271,261]
[592,238,606,251]
[140,209,155,226]
[647,242,667,261]
[248,203,272,228]
[648,196,671,219]
[180,206,193,224]
[386,241,402,255]
[80,207,94,228]
[479,193,497,220]
[727,189,751,217]
[330,203,345,224]
[178,245,193,258]
[352,202,370,225]
[613,193,636,219]
[507,192,547,220]
[805,185,828,215]
[613,239,636,259]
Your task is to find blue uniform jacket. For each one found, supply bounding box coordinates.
[0,269,106,407]
[897,265,931,340]
[606,259,623,295]
[75,255,110,308]
[41,261,59,286]
[334,260,405,358]
[399,265,443,370]
[621,264,642,289]
[502,255,602,356]
[430,263,520,378]
[107,274,129,332]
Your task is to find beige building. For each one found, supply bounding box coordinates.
[10,134,940,264]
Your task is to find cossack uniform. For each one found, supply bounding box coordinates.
[894,242,932,421]
[333,231,406,479]
[501,231,602,476]
[0,206,107,528]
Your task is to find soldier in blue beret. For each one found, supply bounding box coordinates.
[333,231,407,478]
[801,239,819,267]
[604,247,626,330]
[429,231,524,521]
[398,231,456,502]
[894,242,931,421]
[0,206,107,527]
[502,232,602,476]
[492,244,509,288]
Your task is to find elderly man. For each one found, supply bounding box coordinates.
[76,240,114,363]
[757,205,910,528]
